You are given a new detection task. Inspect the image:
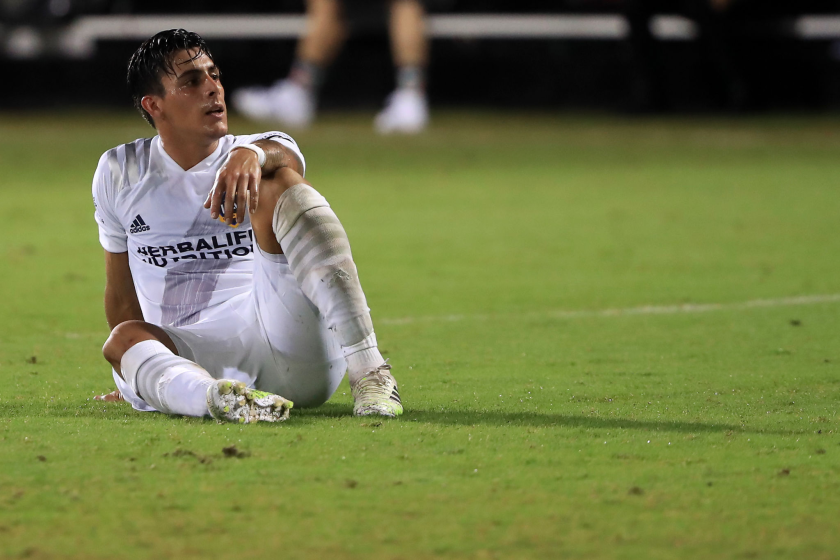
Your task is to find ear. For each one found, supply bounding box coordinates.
[140,95,163,122]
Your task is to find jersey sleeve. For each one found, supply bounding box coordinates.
[92,151,128,253]
[247,131,306,177]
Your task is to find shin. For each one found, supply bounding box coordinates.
[272,183,384,383]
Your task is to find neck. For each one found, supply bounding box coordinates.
[158,129,220,171]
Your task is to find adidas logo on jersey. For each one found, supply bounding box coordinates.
[129,215,150,234]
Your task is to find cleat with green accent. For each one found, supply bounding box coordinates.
[350,364,403,417]
[206,380,293,424]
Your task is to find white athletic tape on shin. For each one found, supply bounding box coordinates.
[151,358,213,417]
[343,331,378,357]
[273,184,374,346]
[135,353,213,416]
[273,183,330,240]
[336,316,375,352]
[120,340,172,397]
[120,340,212,416]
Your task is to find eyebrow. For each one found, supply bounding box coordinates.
[175,65,219,81]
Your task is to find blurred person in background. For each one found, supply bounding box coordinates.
[234,0,429,134]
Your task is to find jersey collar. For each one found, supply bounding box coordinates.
[153,135,227,174]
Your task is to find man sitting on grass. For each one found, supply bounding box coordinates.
[92,28,401,423]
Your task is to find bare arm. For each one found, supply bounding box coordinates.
[255,140,304,176]
[204,141,306,224]
[104,250,143,329]
[95,250,142,401]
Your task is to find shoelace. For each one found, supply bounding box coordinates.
[352,364,396,403]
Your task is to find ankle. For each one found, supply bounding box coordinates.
[396,65,425,91]
[346,347,385,384]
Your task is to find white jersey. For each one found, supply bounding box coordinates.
[92,132,305,328]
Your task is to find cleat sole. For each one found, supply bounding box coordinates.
[207,380,293,424]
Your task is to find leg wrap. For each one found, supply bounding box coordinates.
[273,184,374,346]
[120,340,214,417]
[273,184,384,381]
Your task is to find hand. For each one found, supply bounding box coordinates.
[204,147,261,226]
[94,389,125,402]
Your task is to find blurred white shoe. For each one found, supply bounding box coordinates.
[374,89,428,134]
[232,79,315,129]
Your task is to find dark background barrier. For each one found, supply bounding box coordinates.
[3,0,840,112]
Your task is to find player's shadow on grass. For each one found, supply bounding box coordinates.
[299,406,745,434]
[407,410,744,434]
[47,402,754,435]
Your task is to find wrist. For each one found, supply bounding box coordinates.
[231,144,266,167]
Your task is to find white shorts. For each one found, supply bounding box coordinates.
[114,247,346,411]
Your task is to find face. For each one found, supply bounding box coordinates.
[143,49,227,141]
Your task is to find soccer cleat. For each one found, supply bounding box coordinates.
[374,89,428,135]
[232,79,315,129]
[350,364,403,417]
[206,380,293,424]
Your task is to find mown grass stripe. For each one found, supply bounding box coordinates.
[380,293,840,325]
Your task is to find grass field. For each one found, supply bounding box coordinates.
[1,111,839,559]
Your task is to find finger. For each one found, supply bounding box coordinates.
[248,173,260,213]
[203,188,212,209]
[234,174,249,226]
[251,168,262,214]
[210,171,225,218]
[223,174,238,224]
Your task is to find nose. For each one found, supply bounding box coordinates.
[205,74,222,98]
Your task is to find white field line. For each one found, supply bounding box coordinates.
[378,294,840,326]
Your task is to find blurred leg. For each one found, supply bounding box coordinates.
[289,0,348,94]
[232,0,347,126]
[388,0,427,70]
[296,0,348,73]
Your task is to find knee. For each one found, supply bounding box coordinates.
[102,320,153,368]
[260,168,307,209]
[252,168,311,240]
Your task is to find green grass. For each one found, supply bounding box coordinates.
[1,111,839,559]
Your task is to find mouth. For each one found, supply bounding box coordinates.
[205,105,225,117]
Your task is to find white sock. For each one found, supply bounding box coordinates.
[273,184,385,383]
[344,333,385,383]
[120,340,214,417]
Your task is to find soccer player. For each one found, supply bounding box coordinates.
[92,29,402,423]
[233,0,429,134]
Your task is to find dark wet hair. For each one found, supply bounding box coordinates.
[126,29,214,128]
